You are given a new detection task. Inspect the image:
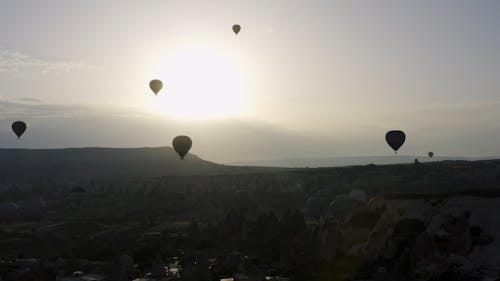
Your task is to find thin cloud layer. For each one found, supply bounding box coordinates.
[1,98,500,162]
[0,49,92,75]
[0,98,87,119]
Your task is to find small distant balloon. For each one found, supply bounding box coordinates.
[385,130,405,154]
[149,79,163,95]
[11,121,27,139]
[232,24,241,35]
[172,135,192,159]
[428,151,434,158]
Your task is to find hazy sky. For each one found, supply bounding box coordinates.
[1,1,499,162]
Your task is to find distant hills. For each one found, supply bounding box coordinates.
[229,155,492,168]
[1,147,496,183]
[0,147,282,182]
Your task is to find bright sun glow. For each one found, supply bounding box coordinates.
[149,47,247,120]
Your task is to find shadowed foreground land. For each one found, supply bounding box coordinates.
[0,147,284,182]
[1,150,500,280]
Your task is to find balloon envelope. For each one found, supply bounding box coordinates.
[385,130,405,153]
[232,24,241,35]
[172,135,192,159]
[149,79,163,95]
[12,121,27,138]
[428,152,434,158]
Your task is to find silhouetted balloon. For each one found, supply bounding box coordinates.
[11,121,27,139]
[149,79,163,95]
[385,130,405,154]
[172,135,192,159]
[232,24,241,35]
[428,152,434,158]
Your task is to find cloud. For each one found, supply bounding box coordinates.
[0,98,87,119]
[0,49,93,75]
[265,27,275,33]
[0,98,336,161]
[12,97,44,103]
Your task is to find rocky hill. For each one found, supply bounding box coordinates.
[0,147,282,182]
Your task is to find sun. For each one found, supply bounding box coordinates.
[149,47,247,120]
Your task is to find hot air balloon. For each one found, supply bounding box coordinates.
[11,121,27,139]
[172,135,192,159]
[149,79,163,95]
[385,130,405,154]
[428,152,434,158]
[232,24,241,35]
